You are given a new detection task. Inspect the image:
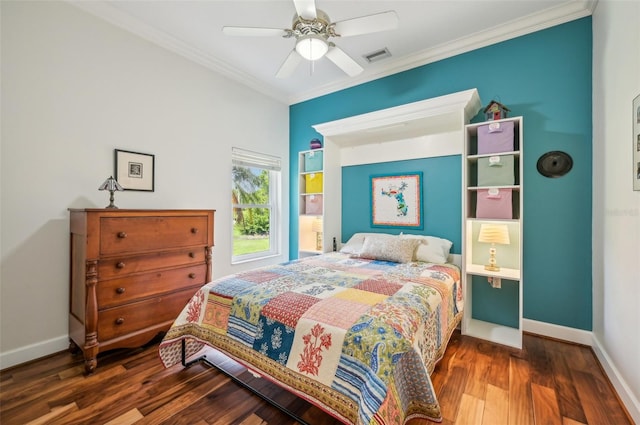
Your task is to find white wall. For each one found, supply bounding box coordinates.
[592,0,640,422]
[0,1,289,368]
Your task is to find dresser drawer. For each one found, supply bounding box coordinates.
[100,216,209,255]
[98,249,205,279]
[97,287,198,342]
[97,264,206,309]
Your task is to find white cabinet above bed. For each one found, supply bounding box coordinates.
[462,116,524,349]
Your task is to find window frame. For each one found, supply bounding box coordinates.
[231,148,281,264]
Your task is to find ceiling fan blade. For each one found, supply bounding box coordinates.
[325,46,363,77]
[276,49,303,78]
[222,26,288,37]
[293,0,317,20]
[332,11,399,37]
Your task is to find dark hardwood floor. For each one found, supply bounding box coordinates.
[0,331,633,425]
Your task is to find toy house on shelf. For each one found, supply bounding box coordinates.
[484,100,510,121]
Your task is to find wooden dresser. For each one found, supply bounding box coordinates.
[68,209,215,373]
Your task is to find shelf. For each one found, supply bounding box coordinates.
[463,318,522,349]
[465,264,520,280]
[467,151,520,161]
[467,185,519,191]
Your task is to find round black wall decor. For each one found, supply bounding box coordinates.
[537,151,573,178]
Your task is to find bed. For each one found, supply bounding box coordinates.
[159,233,463,424]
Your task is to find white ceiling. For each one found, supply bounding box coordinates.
[71,0,595,105]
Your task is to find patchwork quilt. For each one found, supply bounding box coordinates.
[159,252,463,424]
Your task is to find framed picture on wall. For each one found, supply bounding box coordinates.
[634,94,640,191]
[370,172,423,229]
[115,149,155,191]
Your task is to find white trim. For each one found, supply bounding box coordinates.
[522,318,592,345]
[0,335,69,371]
[591,335,640,424]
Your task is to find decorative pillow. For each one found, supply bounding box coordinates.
[340,232,394,255]
[400,233,453,264]
[358,235,420,263]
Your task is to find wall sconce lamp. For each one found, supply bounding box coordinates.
[98,176,124,209]
[311,217,323,251]
[478,223,510,271]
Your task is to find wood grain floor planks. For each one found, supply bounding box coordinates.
[0,331,633,425]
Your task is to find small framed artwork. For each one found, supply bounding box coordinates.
[371,172,423,229]
[115,149,155,191]
[634,94,640,191]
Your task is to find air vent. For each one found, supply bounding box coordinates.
[363,48,391,63]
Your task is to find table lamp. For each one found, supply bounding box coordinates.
[98,176,124,209]
[478,223,510,271]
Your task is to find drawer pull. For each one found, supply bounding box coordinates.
[116,287,126,294]
[117,232,127,239]
[115,318,125,325]
[188,252,195,258]
[188,273,197,279]
[191,228,199,234]
[116,262,125,269]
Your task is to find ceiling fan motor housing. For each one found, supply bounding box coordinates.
[291,9,333,39]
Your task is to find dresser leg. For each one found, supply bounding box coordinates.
[68,340,80,355]
[83,339,98,374]
[84,356,97,374]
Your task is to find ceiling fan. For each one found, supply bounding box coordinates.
[222,0,398,78]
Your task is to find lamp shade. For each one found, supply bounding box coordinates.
[98,176,123,192]
[296,35,329,61]
[478,224,510,245]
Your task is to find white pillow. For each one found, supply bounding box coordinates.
[340,232,394,255]
[400,233,453,264]
[358,235,420,263]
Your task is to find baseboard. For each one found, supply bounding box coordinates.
[0,335,69,371]
[523,319,639,424]
[591,334,640,424]
[522,318,592,345]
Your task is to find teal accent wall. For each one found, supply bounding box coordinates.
[341,157,461,252]
[289,18,592,330]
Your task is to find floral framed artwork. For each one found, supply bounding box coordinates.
[115,149,155,191]
[370,172,423,229]
[634,94,640,191]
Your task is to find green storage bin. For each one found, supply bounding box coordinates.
[477,155,515,186]
[303,151,323,172]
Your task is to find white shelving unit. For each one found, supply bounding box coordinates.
[297,146,341,257]
[462,116,524,349]
[298,148,325,257]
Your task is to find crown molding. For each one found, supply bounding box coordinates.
[67,0,594,106]
[67,0,290,104]
[288,0,596,104]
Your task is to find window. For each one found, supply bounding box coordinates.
[231,148,281,263]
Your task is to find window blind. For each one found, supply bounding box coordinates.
[232,147,281,171]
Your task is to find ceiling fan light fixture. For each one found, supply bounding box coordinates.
[295,34,328,61]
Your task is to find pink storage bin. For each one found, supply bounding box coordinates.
[477,121,515,154]
[304,194,323,215]
[476,189,513,219]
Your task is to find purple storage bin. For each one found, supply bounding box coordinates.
[305,194,323,215]
[478,121,515,154]
[476,188,513,219]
